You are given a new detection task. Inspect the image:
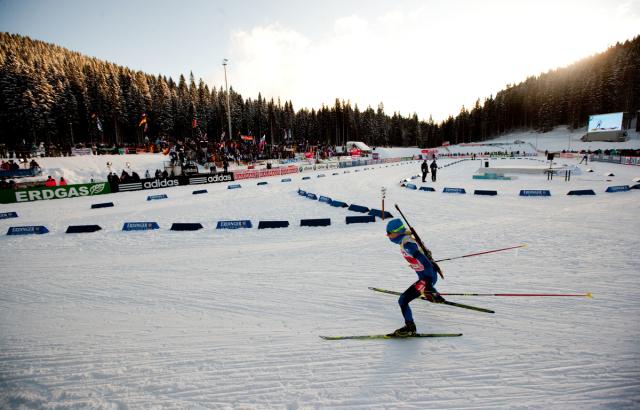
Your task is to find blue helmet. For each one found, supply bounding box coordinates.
[386,218,408,243]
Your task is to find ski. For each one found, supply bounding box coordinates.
[368,287,495,314]
[320,333,462,340]
[441,300,495,314]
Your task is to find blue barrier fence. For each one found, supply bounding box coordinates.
[348,204,370,213]
[91,202,114,208]
[170,223,203,231]
[330,200,348,208]
[301,218,331,227]
[567,189,596,196]
[369,209,393,219]
[258,221,289,229]
[474,190,497,196]
[66,225,102,233]
[346,215,376,224]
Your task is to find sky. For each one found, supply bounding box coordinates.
[1,0,639,121]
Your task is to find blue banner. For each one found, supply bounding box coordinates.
[147,194,168,201]
[123,222,160,231]
[520,190,551,196]
[319,196,332,203]
[0,211,18,219]
[605,185,630,193]
[7,225,49,235]
[443,187,466,194]
[216,220,253,229]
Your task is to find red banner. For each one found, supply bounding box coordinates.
[232,165,298,180]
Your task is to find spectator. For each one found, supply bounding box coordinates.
[223,159,229,173]
[162,169,168,178]
[430,160,438,182]
[144,170,151,179]
[59,177,67,186]
[45,176,56,187]
[421,160,429,182]
[29,159,40,169]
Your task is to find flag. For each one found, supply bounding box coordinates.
[91,113,103,132]
[192,117,197,129]
[241,135,254,141]
[138,113,147,127]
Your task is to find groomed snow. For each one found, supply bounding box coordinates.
[1,130,639,408]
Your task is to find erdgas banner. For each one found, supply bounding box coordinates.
[0,182,111,204]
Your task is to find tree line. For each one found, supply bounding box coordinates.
[1,32,638,150]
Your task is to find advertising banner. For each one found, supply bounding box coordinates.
[232,166,298,180]
[118,177,181,192]
[0,182,111,204]
[71,147,93,156]
[187,173,234,185]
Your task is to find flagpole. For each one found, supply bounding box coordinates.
[223,59,232,142]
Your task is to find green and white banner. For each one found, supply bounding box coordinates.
[0,182,111,204]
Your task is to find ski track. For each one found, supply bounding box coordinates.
[1,157,639,408]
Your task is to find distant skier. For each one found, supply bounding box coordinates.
[421,160,429,182]
[430,159,438,182]
[579,153,588,165]
[385,219,444,336]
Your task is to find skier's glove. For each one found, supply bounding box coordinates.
[415,280,445,303]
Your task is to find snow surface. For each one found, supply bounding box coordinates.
[1,129,640,408]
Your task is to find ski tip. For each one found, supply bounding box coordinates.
[586,292,593,299]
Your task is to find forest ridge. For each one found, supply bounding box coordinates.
[0,32,639,148]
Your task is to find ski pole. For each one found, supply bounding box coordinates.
[394,204,444,279]
[434,244,527,263]
[425,292,593,298]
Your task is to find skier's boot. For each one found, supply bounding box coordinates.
[387,320,417,337]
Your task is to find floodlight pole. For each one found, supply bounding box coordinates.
[223,59,232,141]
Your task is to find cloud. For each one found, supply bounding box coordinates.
[209,3,640,122]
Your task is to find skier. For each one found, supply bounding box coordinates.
[386,218,444,336]
[421,160,429,182]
